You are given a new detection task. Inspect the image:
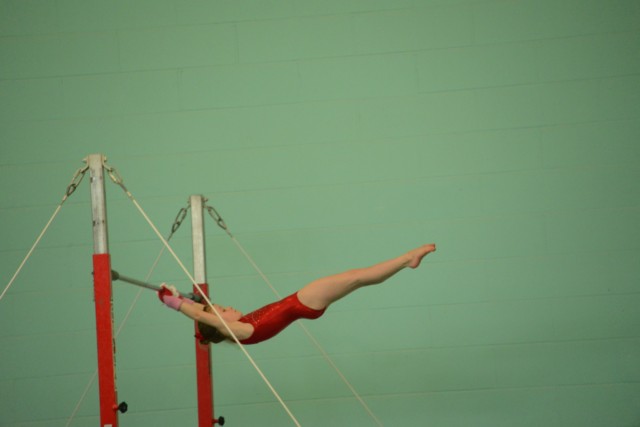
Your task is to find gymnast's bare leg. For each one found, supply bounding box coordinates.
[297,244,436,310]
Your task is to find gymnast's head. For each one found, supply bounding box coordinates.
[197,304,240,344]
[197,321,226,344]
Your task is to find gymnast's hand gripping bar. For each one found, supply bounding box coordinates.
[110,270,203,303]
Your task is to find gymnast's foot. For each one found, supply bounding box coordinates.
[407,244,436,269]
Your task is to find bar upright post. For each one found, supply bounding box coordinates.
[190,195,216,426]
[88,154,120,427]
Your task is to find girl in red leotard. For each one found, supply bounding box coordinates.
[158,244,436,345]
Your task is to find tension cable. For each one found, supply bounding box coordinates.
[1,164,89,302]
[203,202,384,427]
[102,160,302,427]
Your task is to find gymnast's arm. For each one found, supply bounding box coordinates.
[178,301,254,340]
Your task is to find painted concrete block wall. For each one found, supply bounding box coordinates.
[1,0,639,426]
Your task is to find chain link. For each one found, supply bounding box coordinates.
[205,204,229,231]
[171,205,190,234]
[65,165,89,198]
[102,159,128,192]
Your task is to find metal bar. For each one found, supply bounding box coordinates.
[190,195,216,427]
[88,154,109,254]
[191,195,207,283]
[111,270,162,292]
[111,270,202,302]
[88,154,120,427]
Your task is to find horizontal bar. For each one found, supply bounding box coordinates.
[111,270,202,303]
[111,270,162,292]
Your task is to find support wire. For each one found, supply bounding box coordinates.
[206,204,384,427]
[104,161,302,427]
[1,165,89,302]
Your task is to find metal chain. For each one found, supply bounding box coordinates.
[64,165,90,199]
[102,159,127,193]
[205,204,230,233]
[170,203,190,235]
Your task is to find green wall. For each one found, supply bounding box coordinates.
[1,0,639,426]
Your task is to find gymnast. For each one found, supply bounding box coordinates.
[158,244,436,345]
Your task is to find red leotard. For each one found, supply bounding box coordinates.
[238,292,326,344]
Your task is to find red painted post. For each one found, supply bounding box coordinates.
[93,253,119,427]
[88,154,120,427]
[194,283,214,427]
